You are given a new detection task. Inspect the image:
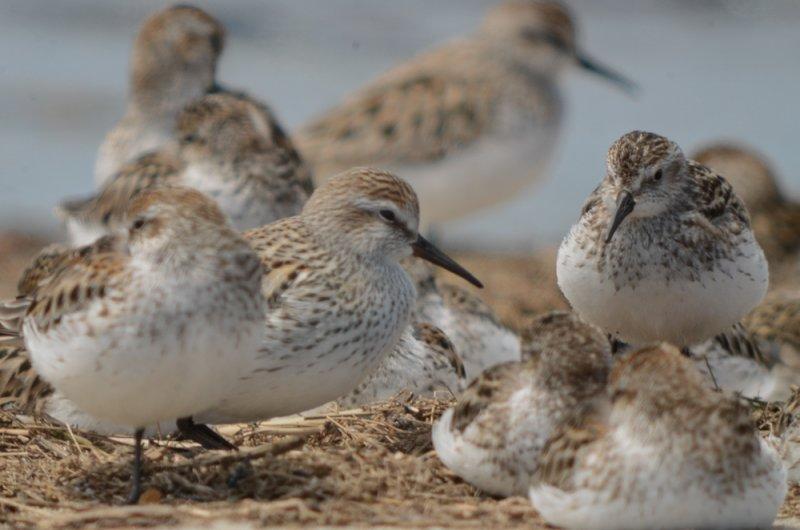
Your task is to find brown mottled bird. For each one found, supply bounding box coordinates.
[1,187,266,503]
[63,93,312,245]
[530,344,786,530]
[558,130,768,347]
[297,0,634,225]
[692,142,800,267]
[432,311,611,497]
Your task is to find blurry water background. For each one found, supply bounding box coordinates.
[1,0,798,250]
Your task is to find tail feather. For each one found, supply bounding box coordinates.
[0,344,51,414]
[0,297,29,338]
[714,323,778,369]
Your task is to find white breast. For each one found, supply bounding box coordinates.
[557,230,768,346]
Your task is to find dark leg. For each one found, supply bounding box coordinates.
[682,346,721,391]
[176,416,237,451]
[127,428,144,504]
[609,336,627,355]
[703,356,721,392]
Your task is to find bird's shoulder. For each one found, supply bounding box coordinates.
[216,86,315,194]
[59,151,182,228]
[0,344,52,415]
[243,217,321,304]
[449,360,527,433]
[438,282,498,324]
[25,251,130,333]
[686,161,750,231]
[535,412,606,489]
[297,42,504,173]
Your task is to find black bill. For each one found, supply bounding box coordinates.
[605,191,636,243]
[577,52,638,95]
[412,235,483,288]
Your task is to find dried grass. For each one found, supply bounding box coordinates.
[0,394,543,529]
[749,386,800,440]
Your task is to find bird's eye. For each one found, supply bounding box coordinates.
[131,218,146,231]
[653,169,663,181]
[379,209,396,222]
[182,134,198,144]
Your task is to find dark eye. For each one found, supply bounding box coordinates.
[131,218,146,231]
[182,133,198,144]
[379,209,396,222]
[653,169,663,181]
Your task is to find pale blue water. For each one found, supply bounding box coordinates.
[1,0,799,249]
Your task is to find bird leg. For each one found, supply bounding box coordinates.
[176,416,237,451]
[609,336,627,355]
[127,427,144,504]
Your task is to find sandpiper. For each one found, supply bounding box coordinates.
[404,259,520,380]
[63,93,313,246]
[432,311,610,497]
[296,0,634,225]
[1,188,266,502]
[194,167,482,425]
[95,5,224,184]
[336,322,466,408]
[692,142,800,266]
[3,169,480,438]
[0,236,226,445]
[530,344,787,530]
[557,130,769,346]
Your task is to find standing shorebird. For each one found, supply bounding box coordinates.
[62,93,313,246]
[0,236,235,445]
[194,167,481,424]
[95,5,223,184]
[0,188,266,503]
[296,0,634,225]
[432,311,611,497]
[692,142,800,267]
[557,130,768,347]
[94,5,306,188]
[530,344,787,530]
[335,322,466,408]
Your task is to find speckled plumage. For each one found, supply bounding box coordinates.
[695,288,800,401]
[530,344,787,530]
[0,234,177,433]
[297,1,632,224]
[4,187,265,432]
[94,5,307,196]
[94,5,223,184]
[432,311,610,497]
[403,259,520,380]
[557,130,768,346]
[193,167,480,424]
[0,344,51,415]
[335,322,466,408]
[0,236,124,420]
[692,142,800,266]
[0,236,126,345]
[64,93,312,245]
[3,169,480,431]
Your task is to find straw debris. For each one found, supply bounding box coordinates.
[0,393,542,529]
